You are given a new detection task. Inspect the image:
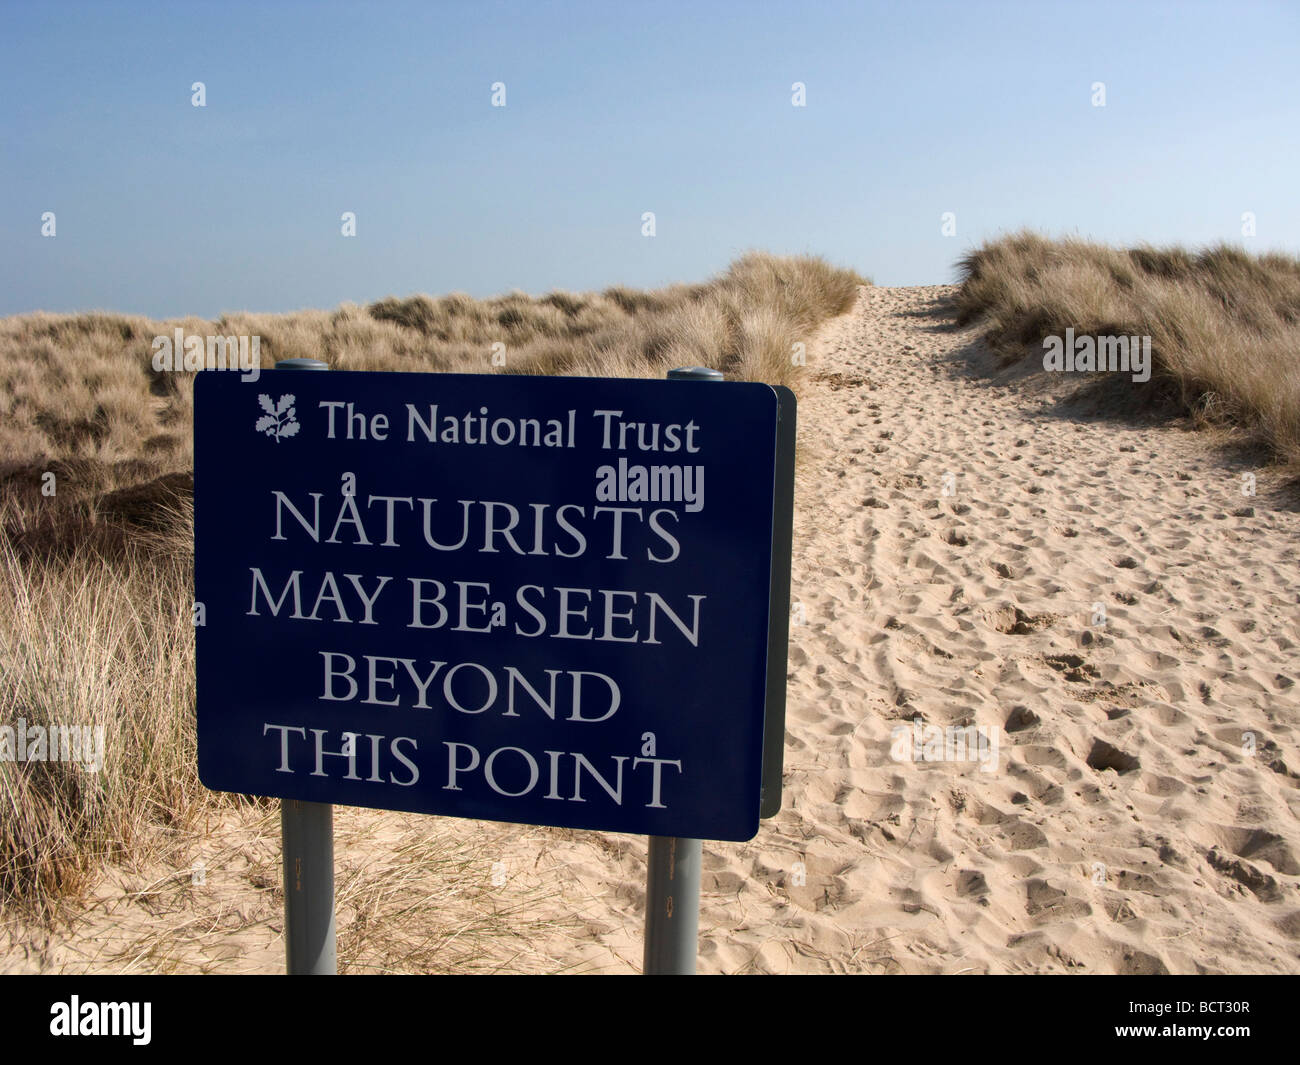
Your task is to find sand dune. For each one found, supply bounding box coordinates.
[7,285,1298,974]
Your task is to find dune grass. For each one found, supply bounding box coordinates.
[955,230,1300,464]
[0,513,200,922]
[0,252,864,932]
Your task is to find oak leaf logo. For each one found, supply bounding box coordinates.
[256,394,298,442]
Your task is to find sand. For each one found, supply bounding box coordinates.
[6,285,1299,974]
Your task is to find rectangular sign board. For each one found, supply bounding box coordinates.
[195,369,780,841]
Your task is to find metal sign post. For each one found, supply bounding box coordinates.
[644,834,702,974]
[641,366,720,976]
[274,357,337,976]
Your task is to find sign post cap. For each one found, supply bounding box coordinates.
[275,358,329,371]
[666,366,723,382]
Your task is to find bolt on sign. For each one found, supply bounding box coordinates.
[195,370,787,841]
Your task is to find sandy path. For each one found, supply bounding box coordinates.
[726,284,1300,973]
[8,285,1299,975]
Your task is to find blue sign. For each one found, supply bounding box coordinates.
[195,370,779,841]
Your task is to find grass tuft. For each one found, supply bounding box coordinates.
[955,230,1300,462]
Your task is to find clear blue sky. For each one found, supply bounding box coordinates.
[3,0,1297,318]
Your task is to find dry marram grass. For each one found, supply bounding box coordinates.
[956,230,1300,464]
